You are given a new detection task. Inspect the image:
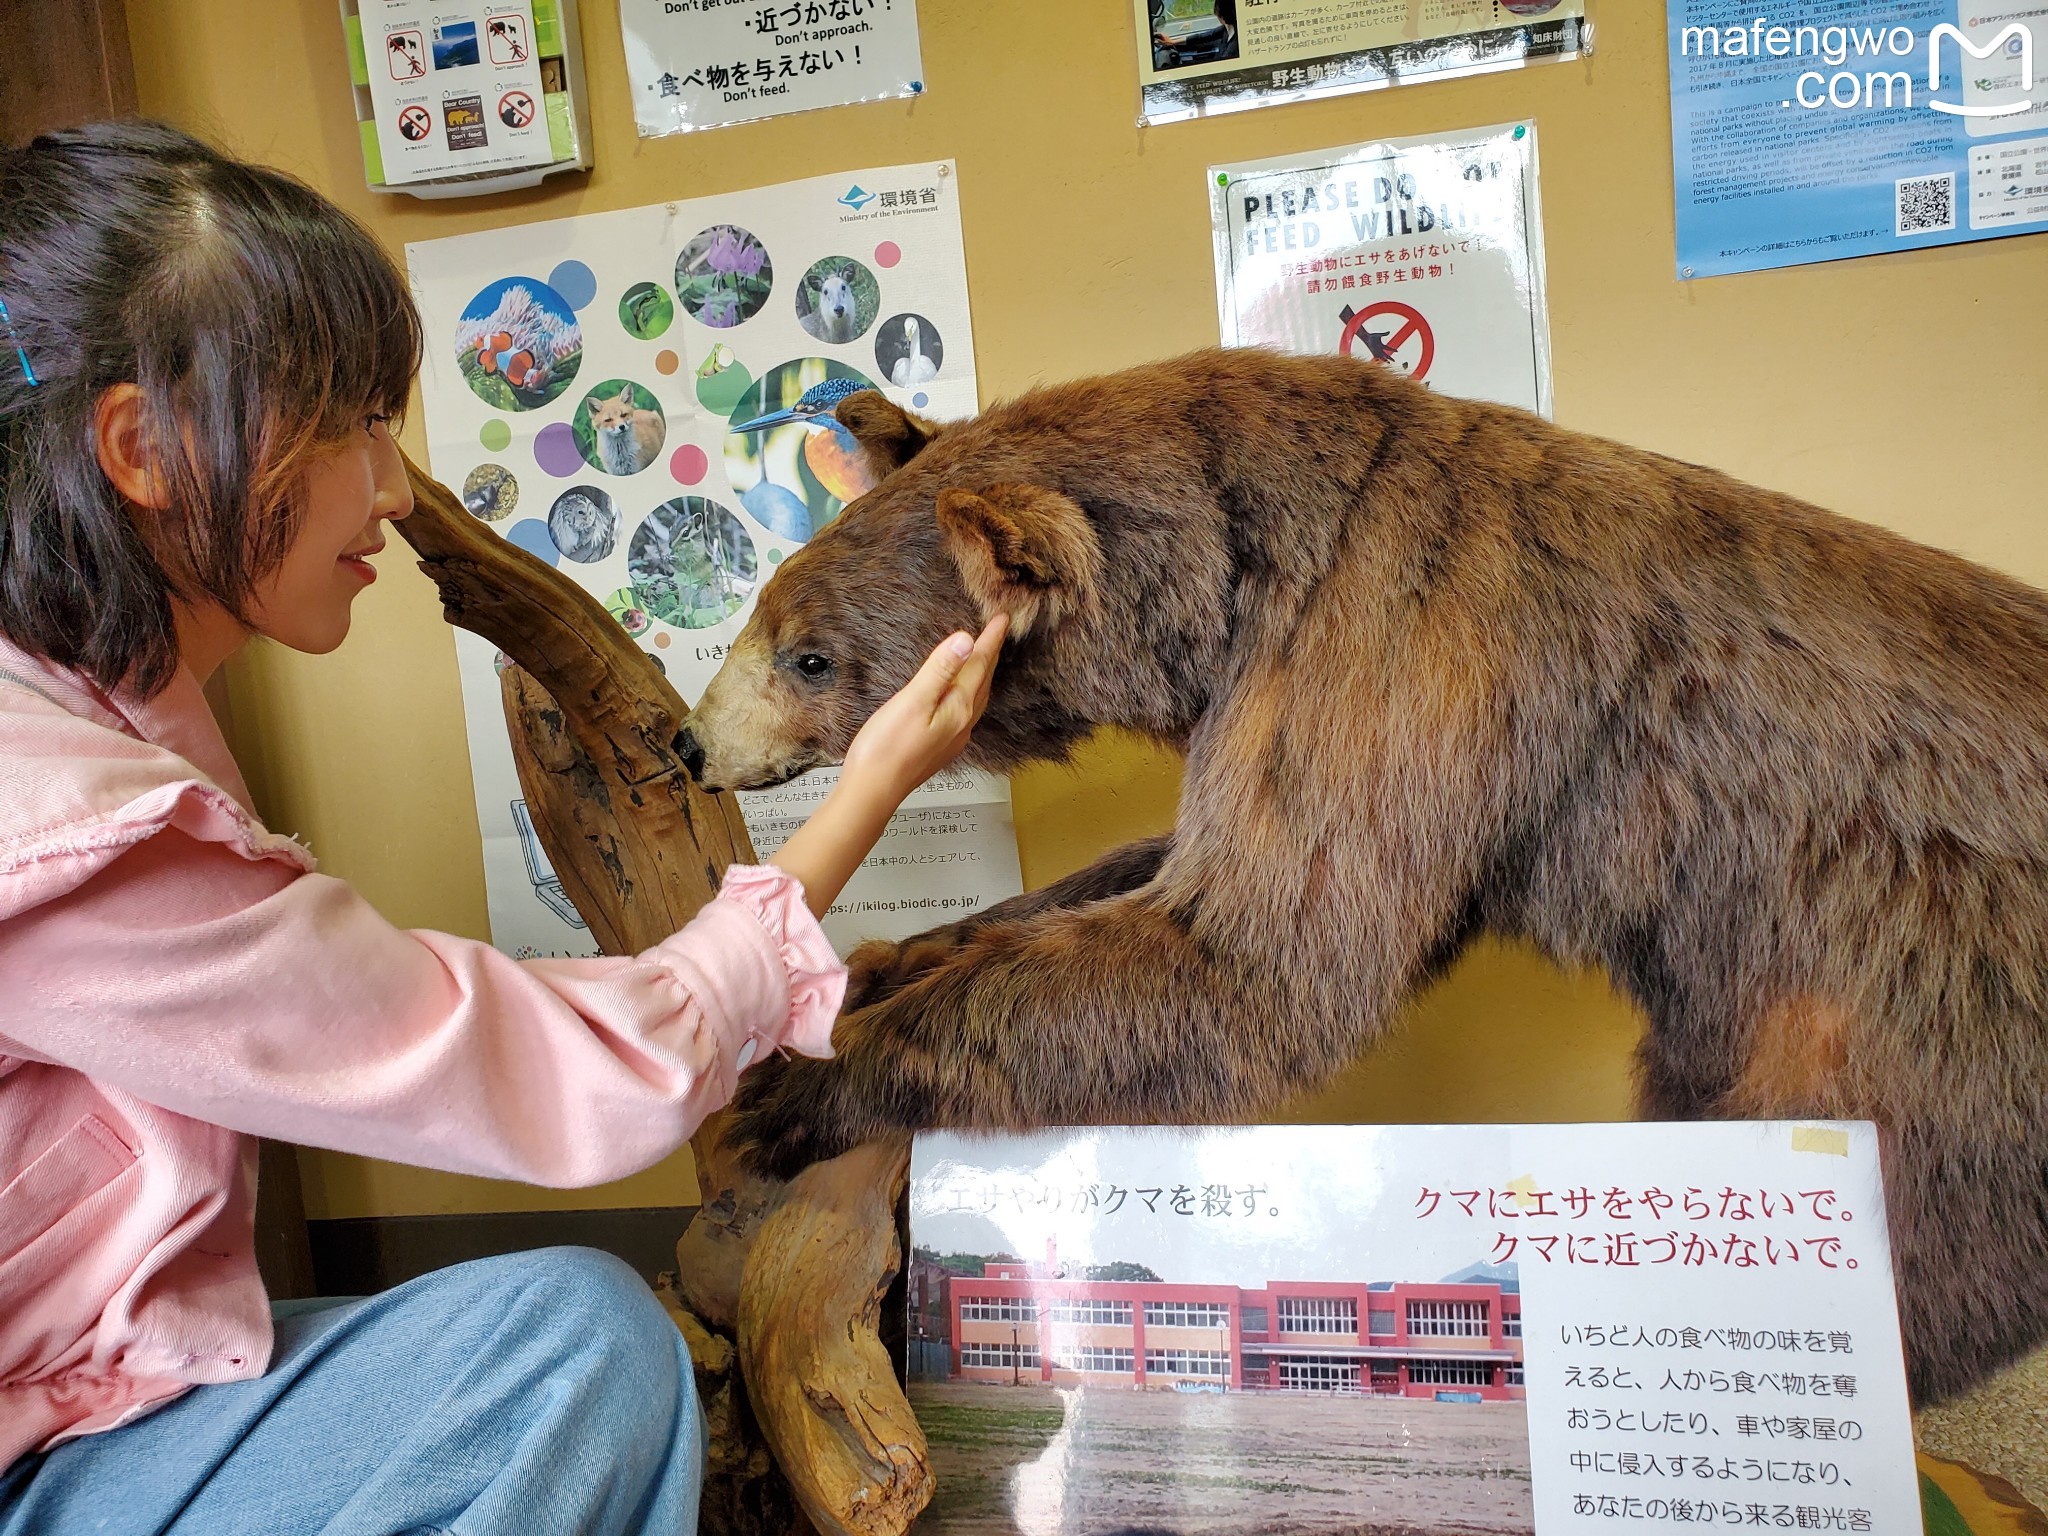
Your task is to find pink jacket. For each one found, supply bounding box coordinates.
[0,635,845,1468]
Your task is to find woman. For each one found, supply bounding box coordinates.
[0,120,1003,1534]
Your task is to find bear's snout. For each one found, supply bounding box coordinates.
[673,724,707,781]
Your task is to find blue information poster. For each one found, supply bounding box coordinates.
[1668,1,2048,277]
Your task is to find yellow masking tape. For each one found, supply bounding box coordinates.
[1791,1126,1850,1156]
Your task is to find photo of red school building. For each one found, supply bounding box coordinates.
[917,1261,1524,1400]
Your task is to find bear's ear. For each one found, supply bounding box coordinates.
[935,483,1099,640]
[832,390,941,480]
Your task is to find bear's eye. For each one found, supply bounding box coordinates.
[794,653,835,682]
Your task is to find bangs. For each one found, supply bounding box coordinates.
[293,218,420,431]
[124,153,423,618]
[139,161,424,583]
[175,165,422,439]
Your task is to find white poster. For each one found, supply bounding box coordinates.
[1136,0,1588,126]
[1212,122,1554,418]
[406,163,1023,959]
[908,1121,1920,1536]
[364,1,553,185]
[620,0,925,138]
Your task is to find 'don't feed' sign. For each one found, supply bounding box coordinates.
[1211,122,1553,418]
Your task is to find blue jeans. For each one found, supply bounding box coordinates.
[0,1248,703,1535]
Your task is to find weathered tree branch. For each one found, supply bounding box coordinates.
[741,1139,931,1536]
[396,453,931,1536]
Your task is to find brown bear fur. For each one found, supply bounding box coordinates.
[682,347,2048,1406]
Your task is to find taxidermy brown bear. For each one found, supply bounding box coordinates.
[679,347,2048,1405]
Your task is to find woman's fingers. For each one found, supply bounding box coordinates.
[896,628,978,720]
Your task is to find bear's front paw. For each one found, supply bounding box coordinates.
[727,1054,866,1181]
[842,927,971,1011]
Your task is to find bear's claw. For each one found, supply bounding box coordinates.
[727,1054,860,1180]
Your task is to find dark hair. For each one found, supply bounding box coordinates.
[0,120,422,695]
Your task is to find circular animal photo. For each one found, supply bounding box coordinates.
[604,586,652,637]
[676,224,772,330]
[618,281,675,341]
[695,342,752,414]
[794,257,880,346]
[547,485,619,563]
[462,463,519,521]
[573,380,666,477]
[456,276,583,410]
[628,497,760,630]
[722,359,878,545]
[874,313,942,388]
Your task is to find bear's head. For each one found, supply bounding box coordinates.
[679,390,1108,790]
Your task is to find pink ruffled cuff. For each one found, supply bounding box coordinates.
[714,864,846,1061]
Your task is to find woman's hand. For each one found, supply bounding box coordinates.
[840,614,1007,807]
[768,615,1007,918]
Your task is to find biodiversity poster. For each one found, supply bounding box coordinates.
[407,163,1023,959]
[1211,122,1554,417]
[620,0,925,136]
[1668,1,2048,278]
[907,1121,1918,1535]
[1133,0,1588,126]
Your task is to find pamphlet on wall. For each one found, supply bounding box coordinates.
[619,0,926,136]
[906,1121,1918,1535]
[1211,123,1554,418]
[405,163,1023,958]
[1668,1,2048,278]
[362,0,553,185]
[1134,0,1589,126]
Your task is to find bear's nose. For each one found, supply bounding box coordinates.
[674,724,706,781]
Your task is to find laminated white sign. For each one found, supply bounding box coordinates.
[907,1121,1921,1536]
[620,0,925,137]
[1212,122,1554,418]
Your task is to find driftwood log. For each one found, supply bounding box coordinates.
[397,454,932,1536]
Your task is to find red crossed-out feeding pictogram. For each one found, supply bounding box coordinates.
[1338,299,1434,382]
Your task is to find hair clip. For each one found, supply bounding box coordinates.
[0,295,39,388]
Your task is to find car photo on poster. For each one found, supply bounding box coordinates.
[1150,0,1238,70]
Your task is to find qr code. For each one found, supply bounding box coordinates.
[1896,173,1957,236]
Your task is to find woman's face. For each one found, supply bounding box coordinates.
[249,417,414,654]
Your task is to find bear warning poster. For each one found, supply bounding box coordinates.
[906,1121,1920,1535]
[362,0,553,185]
[405,163,1024,959]
[1211,122,1555,418]
[1134,0,1588,126]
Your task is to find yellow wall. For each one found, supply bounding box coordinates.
[127,2,2048,1220]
